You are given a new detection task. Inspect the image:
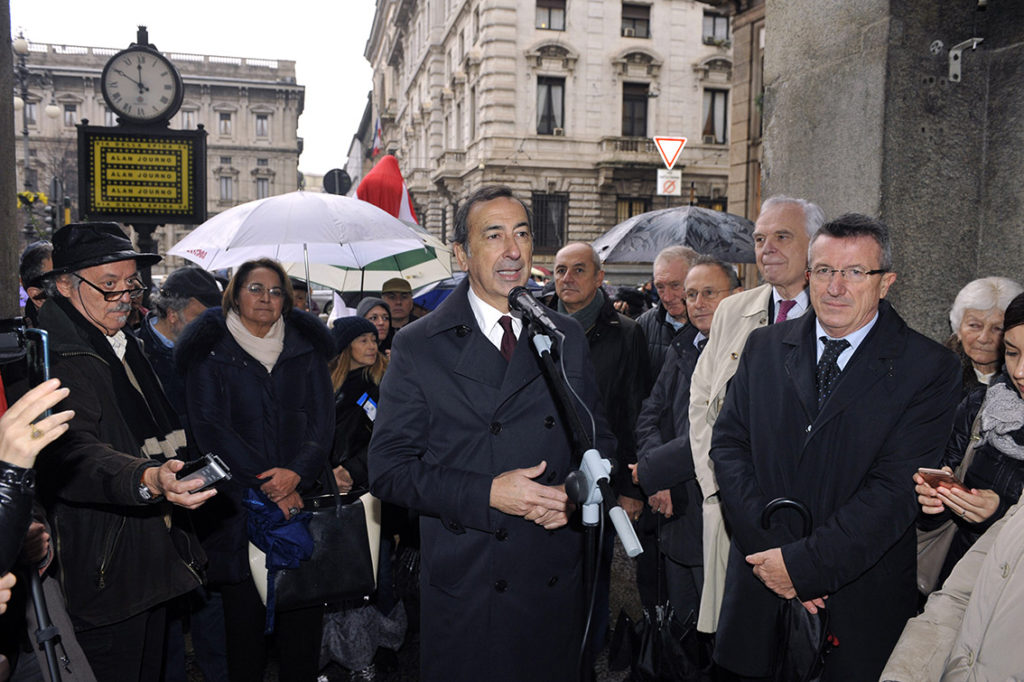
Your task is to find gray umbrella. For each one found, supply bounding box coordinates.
[592,205,756,264]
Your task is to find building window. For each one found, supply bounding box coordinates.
[622,82,648,137]
[181,110,196,129]
[219,176,234,201]
[532,192,568,250]
[24,102,37,125]
[220,156,232,165]
[219,112,232,135]
[702,89,728,144]
[617,196,651,223]
[104,108,117,127]
[63,104,77,127]
[536,77,564,135]
[255,113,269,137]
[703,12,729,43]
[621,4,650,38]
[256,177,270,199]
[536,0,566,30]
[257,158,269,167]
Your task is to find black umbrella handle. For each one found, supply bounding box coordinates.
[761,497,813,538]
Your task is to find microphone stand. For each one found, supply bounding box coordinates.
[522,321,642,682]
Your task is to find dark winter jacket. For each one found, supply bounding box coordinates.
[928,373,1024,586]
[636,302,686,383]
[635,323,703,564]
[135,312,186,421]
[549,292,650,498]
[175,307,334,584]
[0,462,34,575]
[35,297,203,631]
[331,368,379,489]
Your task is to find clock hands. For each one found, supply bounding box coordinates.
[114,68,149,94]
[136,63,150,94]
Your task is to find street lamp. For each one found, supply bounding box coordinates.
[12,32,60,243]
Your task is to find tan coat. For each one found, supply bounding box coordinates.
[687,283,772,632]
[882,493,1024,681]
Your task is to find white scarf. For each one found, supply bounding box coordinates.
[226,309,285,373]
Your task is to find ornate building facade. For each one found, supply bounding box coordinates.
[363,0,733,274]
[11,39,304,272]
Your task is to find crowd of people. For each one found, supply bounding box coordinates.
[0,185,1020,682]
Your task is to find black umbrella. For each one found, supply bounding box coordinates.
[592,205,756,264]
[760,498,837,682]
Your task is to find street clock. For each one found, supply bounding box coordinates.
[100,28,183,125]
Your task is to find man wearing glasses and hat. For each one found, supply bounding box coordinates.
[33,223,217,680]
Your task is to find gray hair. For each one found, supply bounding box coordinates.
[150,289,192,319]
[689,254,741,290]
[949,276,1024,332]
[809,213,893,271]
[761,195,826,238]
[654,245,699,270]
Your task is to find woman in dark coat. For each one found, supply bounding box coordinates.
[176,258,334,682]
[327,316,387,492]
[319,317,406,678]
[916,292,1024,589]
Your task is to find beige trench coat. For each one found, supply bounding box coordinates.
[688,283,772,632]
[882,492,1024,681]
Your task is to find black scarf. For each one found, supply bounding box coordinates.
[53,296,184,459]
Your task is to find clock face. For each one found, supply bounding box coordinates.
[101,48,183,123]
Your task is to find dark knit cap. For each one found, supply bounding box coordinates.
[356,296,390,318]
[331,316,377,354]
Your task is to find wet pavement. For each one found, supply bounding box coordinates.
[188,538,643,681]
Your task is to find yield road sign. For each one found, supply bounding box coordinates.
[653,137,687,170]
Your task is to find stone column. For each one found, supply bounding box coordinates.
[762,0,1023,340]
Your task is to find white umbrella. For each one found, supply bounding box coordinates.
[281,244,453,293]
[168,191,430,271]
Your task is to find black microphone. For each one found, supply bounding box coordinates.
[508,286,564,339]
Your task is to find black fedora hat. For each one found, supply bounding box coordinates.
[47,222,162,276]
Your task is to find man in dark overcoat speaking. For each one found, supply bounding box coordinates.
[710,214,961,680]
[369,185,614,681]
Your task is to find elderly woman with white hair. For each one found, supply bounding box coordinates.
[946,276,1024,395]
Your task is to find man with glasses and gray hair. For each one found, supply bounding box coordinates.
[33,223,217,680]
[688,195,825,636]
[631,255,741,638]
[709,213,961,679]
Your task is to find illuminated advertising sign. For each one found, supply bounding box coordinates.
[77,125,207,225]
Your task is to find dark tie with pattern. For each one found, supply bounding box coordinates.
[775,299,797,323]
[498,315,516,362]
[816,337,850,407]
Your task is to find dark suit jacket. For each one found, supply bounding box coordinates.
[368,279,614,682]
[710,300,961,679]
[636,323,703,564]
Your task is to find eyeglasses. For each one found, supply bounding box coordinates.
[685,287,730,302]
[807,266,888,284]
[245,283,284,298]
[74,273,146,301]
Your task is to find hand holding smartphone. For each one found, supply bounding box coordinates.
[917,467,969,492]
[175,453,231,493]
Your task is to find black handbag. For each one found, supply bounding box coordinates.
[251,474,381,612]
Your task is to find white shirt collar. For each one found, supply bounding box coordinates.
[814,311,879,370]
[466,283,523,351]
[106,330,128,360]
[772,287,810,319]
